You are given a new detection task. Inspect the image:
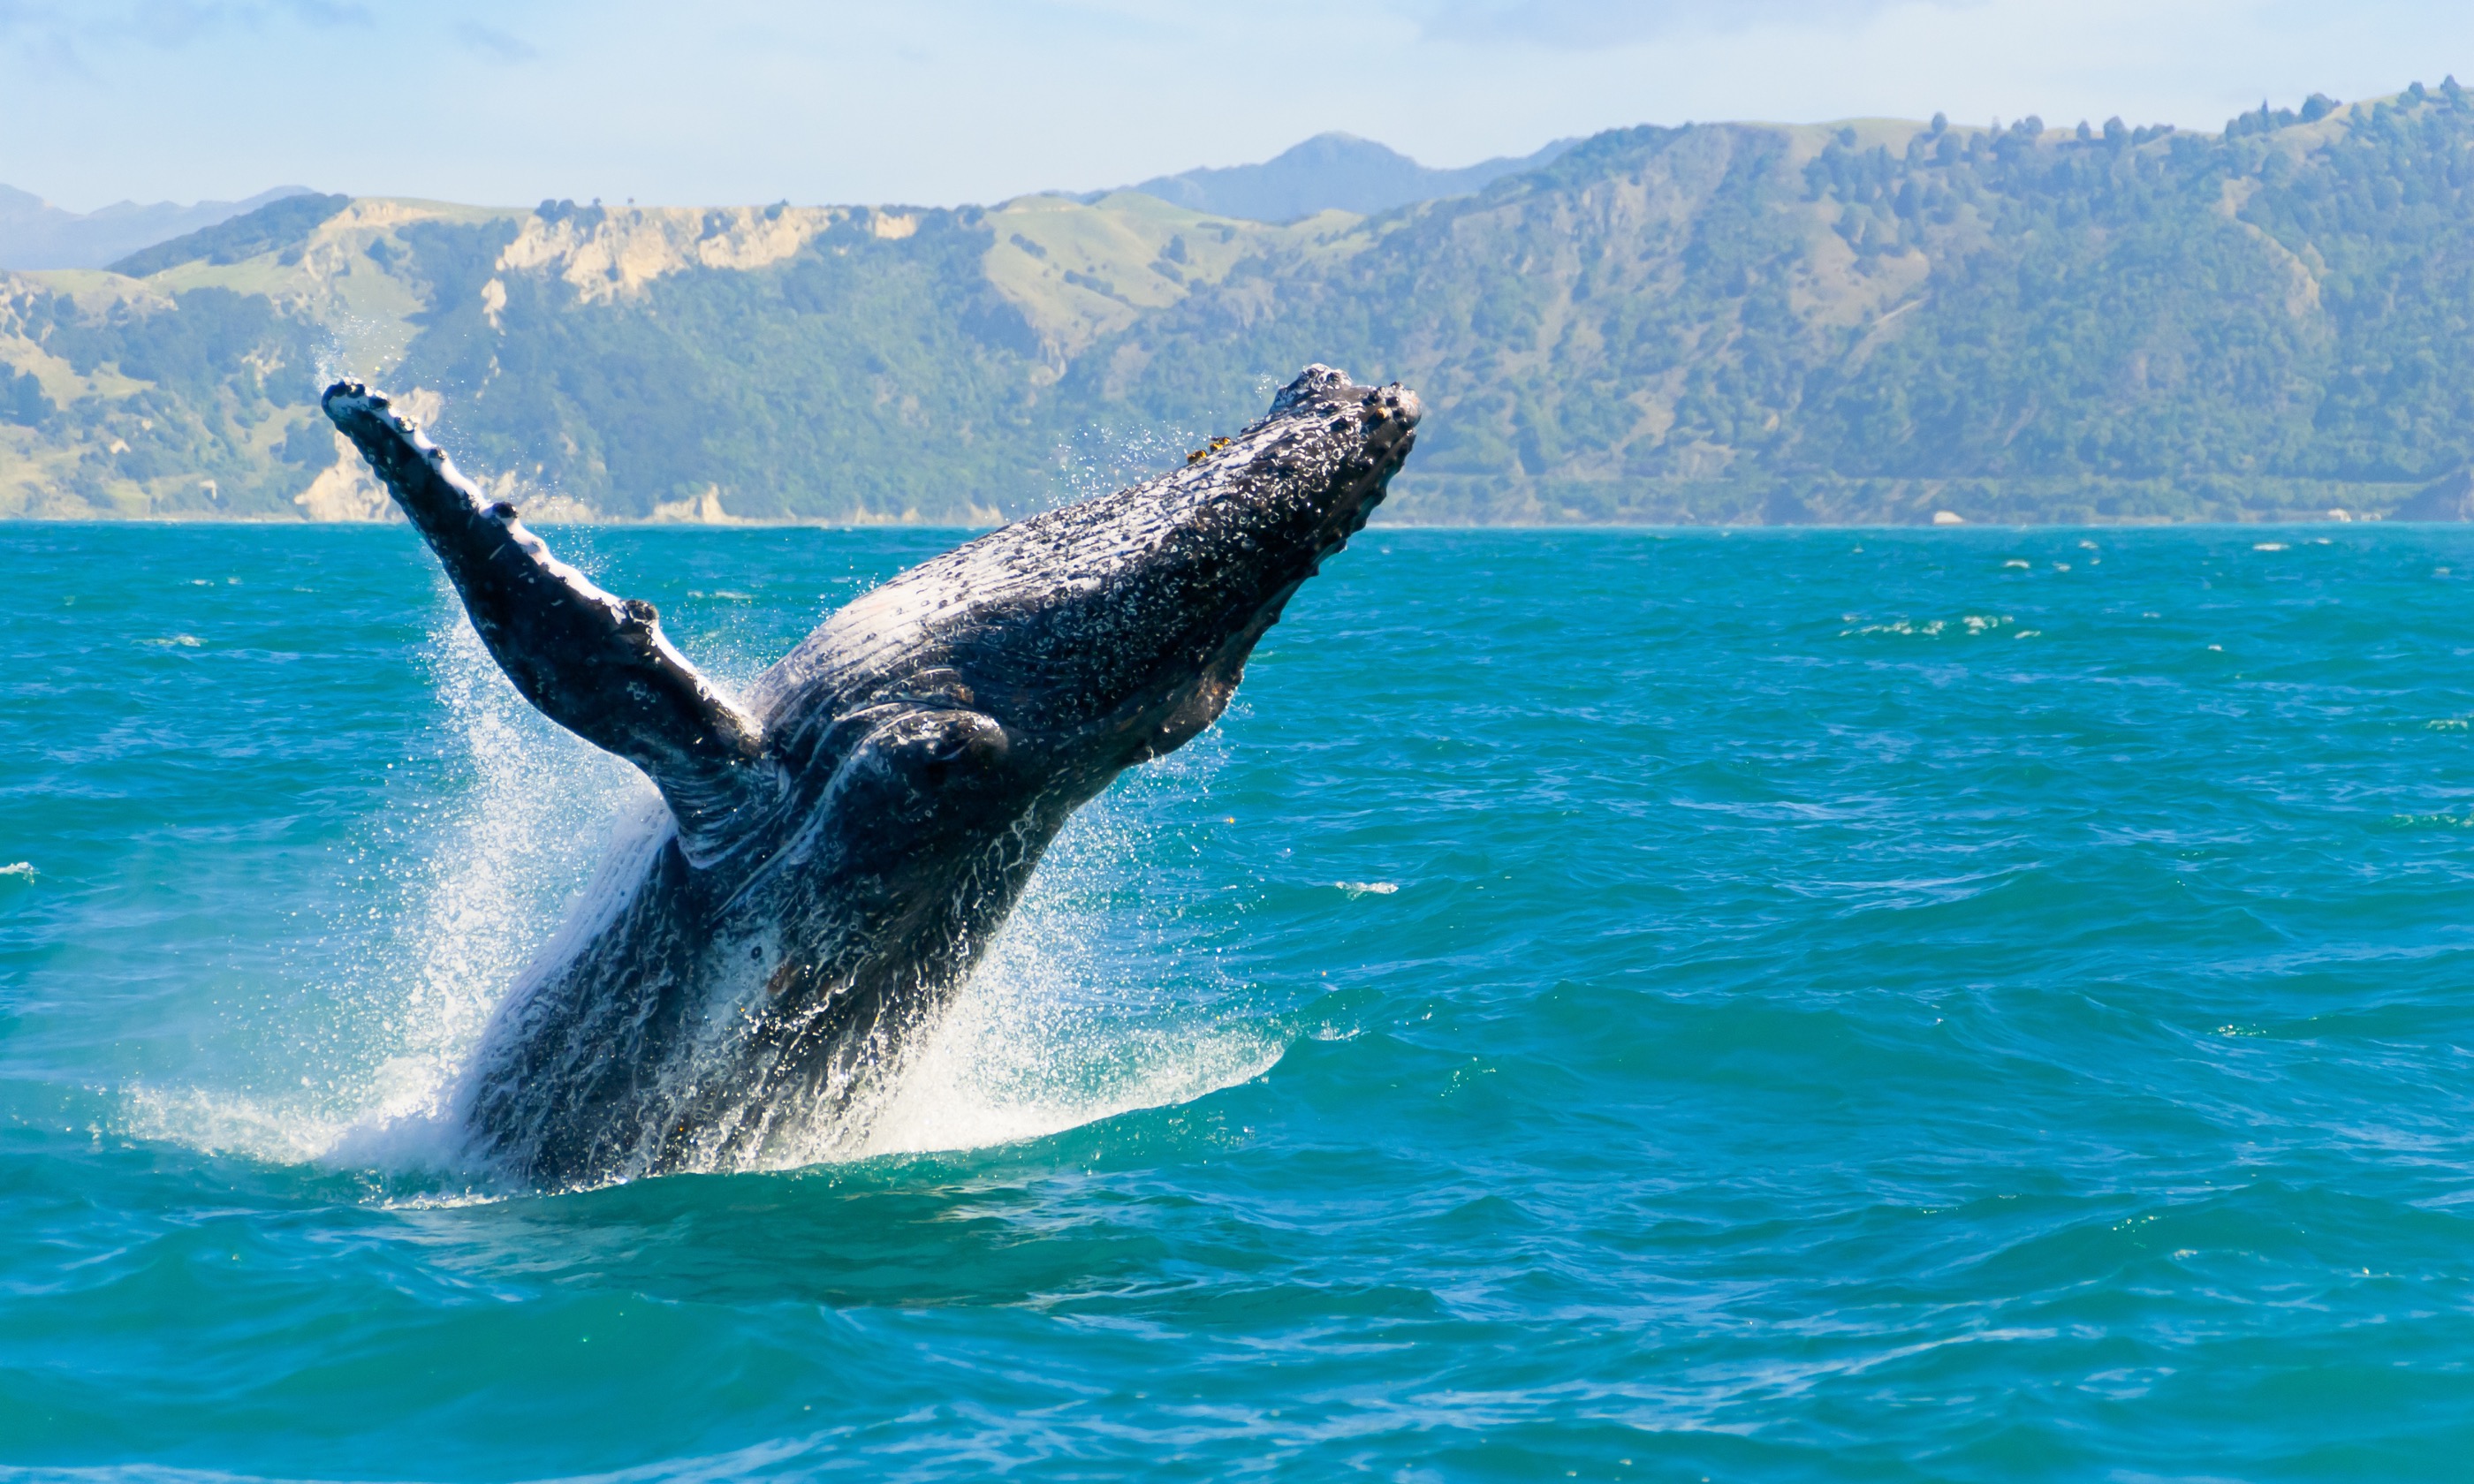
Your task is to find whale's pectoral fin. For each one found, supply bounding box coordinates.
[323,381,771,860]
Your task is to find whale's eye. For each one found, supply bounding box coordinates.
[867,708,1011,795]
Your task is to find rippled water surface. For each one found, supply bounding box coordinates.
[7,523,2474,1480]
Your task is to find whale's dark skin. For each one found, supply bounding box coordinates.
[322,365,1420,1188]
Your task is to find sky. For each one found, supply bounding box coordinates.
[5,0,2474,212]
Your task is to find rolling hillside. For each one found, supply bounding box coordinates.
[10,91,2474,525]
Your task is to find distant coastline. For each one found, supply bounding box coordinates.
[11,87,2474,526]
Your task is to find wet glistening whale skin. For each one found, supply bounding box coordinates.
[321,365,1421,1188]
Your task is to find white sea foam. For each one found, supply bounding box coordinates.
[1840,614,2015,638]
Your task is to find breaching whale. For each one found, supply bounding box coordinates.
[322,365,1420,1188]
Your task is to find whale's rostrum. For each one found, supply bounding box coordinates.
[322,365,1421,1187]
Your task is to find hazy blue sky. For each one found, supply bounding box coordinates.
[5,0,2472,210]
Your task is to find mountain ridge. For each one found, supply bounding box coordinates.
[9,91,2474,525]
[1094,132,1578,223]
[0,185,317,271]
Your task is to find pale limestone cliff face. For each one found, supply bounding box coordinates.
[519,492,603,524]
[648,485,739,524]
[493,206,907,305]
[293,449,396,522]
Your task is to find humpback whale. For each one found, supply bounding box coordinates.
[322,365,1421,1188]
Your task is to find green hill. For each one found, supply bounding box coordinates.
[11,89,2474,525]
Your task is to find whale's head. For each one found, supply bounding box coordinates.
[756,365,1420,827]
[952,364,1420,783]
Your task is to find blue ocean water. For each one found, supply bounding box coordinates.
[5,522,2474,1480]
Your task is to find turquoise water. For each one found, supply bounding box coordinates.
[7,523,2474,1479]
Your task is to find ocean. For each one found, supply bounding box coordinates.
[4,522,2474,1480]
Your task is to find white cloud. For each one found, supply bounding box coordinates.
[453,20,538,64]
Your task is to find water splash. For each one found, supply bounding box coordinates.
[129,598,639,1177]
[773,762,1280,1167]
